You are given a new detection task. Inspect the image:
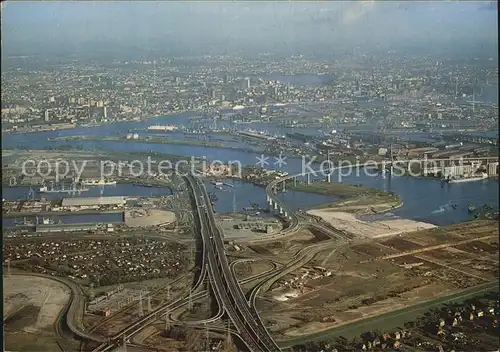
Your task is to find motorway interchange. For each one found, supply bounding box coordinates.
[82,173,285,351]
[80,166,353,352]
[48,164,497,352]
[42,166,354,352]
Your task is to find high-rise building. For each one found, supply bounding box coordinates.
[242,77,251,89]
[103,106,108,119]
[44,109,50,122]
[209,89,217,99]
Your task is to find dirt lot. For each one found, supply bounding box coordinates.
[4,275,70,332]
[244,228,324,258]
[349,243,395,258]
[125,209,176,227]
[141,323,202,352]
[406,220,497,246]
[380,237,423,251]
[232,259,275,282]
[3,275,73,351]
[254,220,499,340]
[307,210,436,238]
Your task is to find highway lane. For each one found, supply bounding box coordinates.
[188,175,265,351]
[198,176,283,350]
[167,259,282,326]
[195,176,271,351]
[188,174,282,352]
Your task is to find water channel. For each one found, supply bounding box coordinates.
[2,110,498,227]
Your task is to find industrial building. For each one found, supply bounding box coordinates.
[61,196,126,208]
[235,222,274,233]
[35,223,99,233]
[87,288,149,317]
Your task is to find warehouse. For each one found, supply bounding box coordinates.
[36,223,99,233]
[61,196,126,208]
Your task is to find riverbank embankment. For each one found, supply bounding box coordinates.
[287,180,436,238]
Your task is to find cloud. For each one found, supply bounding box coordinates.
[340,0,375,25]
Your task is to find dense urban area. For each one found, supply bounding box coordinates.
[2,2,499,352]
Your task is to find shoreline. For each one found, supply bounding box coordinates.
[45,135,310,160]
[285,180,402,214]
[283,180,438,238]
[1,109,193,135]
[307,208,436,239]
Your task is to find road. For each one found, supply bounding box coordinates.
[9,272,105,344]
[186,174,282,352]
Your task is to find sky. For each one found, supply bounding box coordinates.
[1,1,498,57]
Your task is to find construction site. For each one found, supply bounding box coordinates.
[244,220,499,340]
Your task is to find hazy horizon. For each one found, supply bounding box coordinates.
[1,1,498,58]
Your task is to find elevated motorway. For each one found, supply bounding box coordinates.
[264,156,498,233]
[262,163,365,242]
[186,174,281,352]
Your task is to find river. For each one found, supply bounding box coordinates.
[2,112,498,226]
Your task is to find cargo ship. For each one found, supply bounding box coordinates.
[147,125,178,132]
[446,173,488,184]
[81,179,117,186]
[15,217,56,226]
[15,217,37,226]
[39,183,89,193]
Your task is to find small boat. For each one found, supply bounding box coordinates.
[468,205,476,213]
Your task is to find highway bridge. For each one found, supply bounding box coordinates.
[263,157,499,242]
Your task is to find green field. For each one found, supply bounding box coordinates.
[285,180,401,211]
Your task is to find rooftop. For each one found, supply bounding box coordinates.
[62,196,126,207]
